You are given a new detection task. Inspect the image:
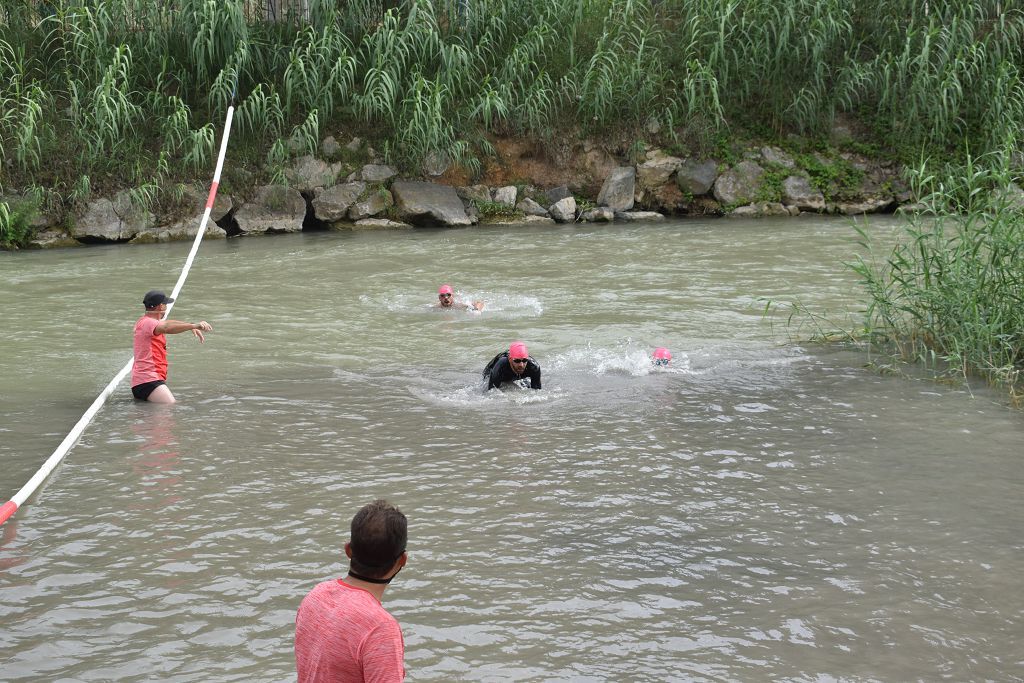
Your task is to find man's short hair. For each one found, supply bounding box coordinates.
[350,499,407,578]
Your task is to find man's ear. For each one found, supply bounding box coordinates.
[344,542,353,559]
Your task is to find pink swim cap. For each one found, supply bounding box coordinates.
[509,341,529,359]
[653,347,672,361]
[438,284,454,294]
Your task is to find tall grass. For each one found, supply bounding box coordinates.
[0,0,1021,208]
[850,154,1024,399]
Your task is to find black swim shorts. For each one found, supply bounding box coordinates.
[132,380,166,400]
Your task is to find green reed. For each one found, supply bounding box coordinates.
[850,154,1024,399]
[0,0,1021,217]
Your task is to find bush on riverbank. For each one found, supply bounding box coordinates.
[0,199,38,249]
[1,0,1022,226]
[851,156,1024,402]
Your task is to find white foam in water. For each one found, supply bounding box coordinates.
[547,341,692,376]
[360,291,543,317]
[411,382,559,408]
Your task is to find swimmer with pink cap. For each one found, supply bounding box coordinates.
[653,347,672,366]
[483,340,542,390]
[435,283,484,311]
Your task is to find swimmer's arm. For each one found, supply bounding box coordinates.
[472,300,484,311]
[486,364,503,390]
[530,366,541,389]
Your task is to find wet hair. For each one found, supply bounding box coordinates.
[349,499,407,579]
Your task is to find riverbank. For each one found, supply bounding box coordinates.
[3,1,1023,249]
[7,129,930,249]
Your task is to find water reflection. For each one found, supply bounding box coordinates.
[127,405,184,513]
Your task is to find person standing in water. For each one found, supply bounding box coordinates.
[483,341,541,390]
[295,499,409,683]
[131,290,212,404]
[434,284,484,311]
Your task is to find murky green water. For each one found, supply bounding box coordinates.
[1,217,1021,681]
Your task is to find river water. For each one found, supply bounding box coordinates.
[1,217,1021,681]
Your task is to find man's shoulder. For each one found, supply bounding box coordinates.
[135,315,159,332]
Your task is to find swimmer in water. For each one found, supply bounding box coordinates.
[652,347,672,367]
[435,284,484,311]
[483,341,541,390]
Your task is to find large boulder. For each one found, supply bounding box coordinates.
[74,191,156,242]
[516,198,549,217]
[312,182,367,223]
[713,161,765,205]
[76,198,124,241]
[580,207,615,222]
[360,164,398,183]
[760,146,796,168]
[288,155,342,191]
[457,185,492,205]
[348,188,394,221]
[636,155,682,191]
[234,185,306,234]
[676,159,719,196]
[493,185,517,207]
[549,196,577,223]
[390,181,473,226]
[782,175,826,212]
[597,166,636,211]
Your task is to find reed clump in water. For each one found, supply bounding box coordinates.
[0,1,1022,221]
[851,156,1024,402]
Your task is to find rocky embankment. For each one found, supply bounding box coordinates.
[22,137,1017,249]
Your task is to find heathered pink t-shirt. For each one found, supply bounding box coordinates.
[132,315,167,387]
[295,580,405,683]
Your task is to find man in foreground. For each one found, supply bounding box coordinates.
[483,341,542,390]
[295,500,409,683]
[131,290,212,404]
[434,283,484,311]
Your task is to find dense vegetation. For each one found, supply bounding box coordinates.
[1,1,1022,218]
[1,0,1022,397]
[851,155,1023,403]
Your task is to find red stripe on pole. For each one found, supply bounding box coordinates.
[0,500,18,524]
[205,182,220,209]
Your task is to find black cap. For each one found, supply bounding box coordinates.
[143,290,174,308]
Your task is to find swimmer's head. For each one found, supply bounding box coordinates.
[438,284,454,306]
[653,347,671,366]
[509,341,529,365]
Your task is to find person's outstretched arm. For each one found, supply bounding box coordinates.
[155,319,212,342]
[529,363,541,389]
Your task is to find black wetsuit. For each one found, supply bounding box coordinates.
[483,351,542,390]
